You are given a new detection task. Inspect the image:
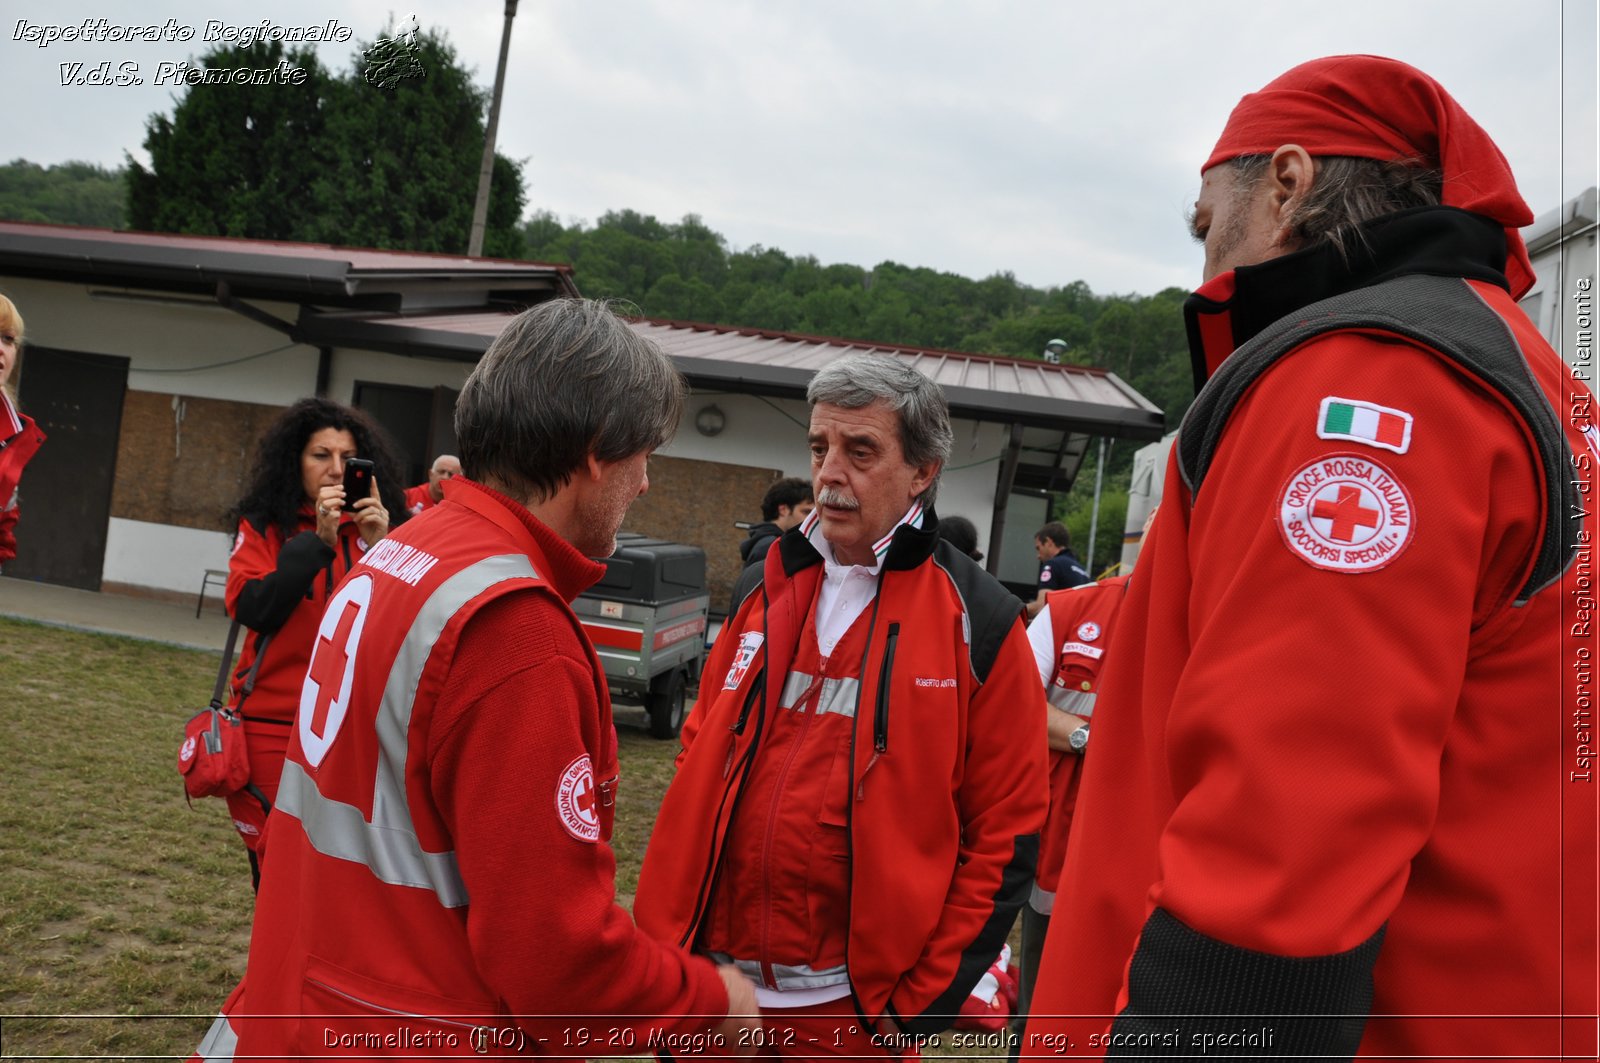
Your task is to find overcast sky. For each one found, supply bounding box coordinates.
[3,1,1595,295]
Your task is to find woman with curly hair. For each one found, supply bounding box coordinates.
[224,397,408,887]
[0,294,46,571]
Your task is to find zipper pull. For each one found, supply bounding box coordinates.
[874,624,899,754]
[856,751,881,801]
[724,732,737,779]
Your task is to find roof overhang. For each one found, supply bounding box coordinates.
[0,221,578,310]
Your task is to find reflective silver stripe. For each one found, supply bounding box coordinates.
[778,670,816,708]
[1029,880,1056,915]
[196,1012,237,1062]
[278,553,539,908]
[815,677,860,718]
[278,759,468,904]
[1047,686,1097,718]
[777,670,860,719]
[711,954,850,992]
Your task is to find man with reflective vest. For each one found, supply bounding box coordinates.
[196,299,758,1058]
[635,353,1048,1052]
[1023,55,1598,1059]
[1009,573,1131,1044]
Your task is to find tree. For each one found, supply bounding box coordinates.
[1059,482,1130,578]
[521,209,572,259]
[0,159,127,228]
[128,40,334,239]
[667,214,728,288]
[126,27,524,256]
[643,274,724,323]
[307,28,524,256]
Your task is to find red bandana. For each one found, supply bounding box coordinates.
[1203,54,1534,298]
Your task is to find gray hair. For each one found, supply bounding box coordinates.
[1231,154,1443,263]
[807,353,953,506]
[455,298,685,502]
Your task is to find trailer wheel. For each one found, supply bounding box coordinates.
[646,669,687,740]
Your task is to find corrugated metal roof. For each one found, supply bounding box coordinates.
[633,318,1158,426]
[299,309,1164,439]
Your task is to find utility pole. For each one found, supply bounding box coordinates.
[1085,436,1108,574]
[468,0,518,257]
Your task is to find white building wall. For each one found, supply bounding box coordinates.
[3,277,486,406]
[4,277,323,403]
[104,518,235,598]
[327,347,475,399]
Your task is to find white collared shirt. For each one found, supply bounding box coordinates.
[802,499,925,657]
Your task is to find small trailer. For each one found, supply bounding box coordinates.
[573,532,709,739]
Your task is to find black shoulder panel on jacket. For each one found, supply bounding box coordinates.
[1177,273,1576,604]
[1106,906,1383,1058]
[929,539,1026,684]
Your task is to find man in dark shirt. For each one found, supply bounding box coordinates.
[727,476,813,615]
[1025,521,1088,619]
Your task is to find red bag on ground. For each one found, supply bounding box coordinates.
[954,943,1017,1032]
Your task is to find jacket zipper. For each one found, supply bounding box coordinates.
[755,657,829,988]
[857,622,897,800]
[840,575,885,1030]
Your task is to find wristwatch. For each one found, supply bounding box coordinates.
[1068,724,1090,754]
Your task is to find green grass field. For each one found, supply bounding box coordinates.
[0,617,1012,1059]
[0,618,690,1058]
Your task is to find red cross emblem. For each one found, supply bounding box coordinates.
[306,597,362,740]
[297,576,373,768]
[557,755,601,841]
[1310,485,1381,543]
[1278,455,1414,574]
[574,773,595,819]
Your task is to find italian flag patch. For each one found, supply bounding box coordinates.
[1317,396,1413,454]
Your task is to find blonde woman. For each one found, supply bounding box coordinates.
[0,295,45,571]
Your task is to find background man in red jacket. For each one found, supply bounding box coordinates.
[636,353,1047,1054]
[403,452,461,515]
[196,299,757,1059]
[1024,55,1597,1060]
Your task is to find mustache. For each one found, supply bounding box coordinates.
[816,486,859,511]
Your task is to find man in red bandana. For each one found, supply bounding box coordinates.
[1023,56,1597,1060]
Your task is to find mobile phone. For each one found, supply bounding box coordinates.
[342,458,375,506]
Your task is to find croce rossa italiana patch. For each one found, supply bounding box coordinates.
[1276,453,1414,573]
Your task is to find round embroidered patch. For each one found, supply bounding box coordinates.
[556,755,601,842]
[1277,453,1414,573]
[1076,621,1101,642]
